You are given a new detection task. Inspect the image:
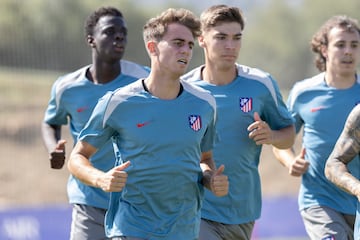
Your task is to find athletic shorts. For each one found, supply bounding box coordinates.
[199,218,255,240]
[70,204,108,240]
[301,205,355,240]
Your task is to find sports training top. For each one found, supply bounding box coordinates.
[182,64,294,224]
[287,72,360,214]
[78,79,217,239]
[43,60,150,209]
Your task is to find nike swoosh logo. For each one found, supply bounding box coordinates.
[137,122,150,128]
[310,106,325,112]
[76,107,88,113]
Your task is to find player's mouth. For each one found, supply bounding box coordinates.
[113,42,125,52]
[341,58,353,64]
[222,54,237,60]
[177,59,188,65]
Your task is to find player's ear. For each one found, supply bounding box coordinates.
[320,45,328,60]
[147,41,157,55]
[198,35,205,48]
[87,35,95,48]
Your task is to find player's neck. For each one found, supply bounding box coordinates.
[143,74,182,100]
[324,70,356,89]
[88,62,121,84]
[201,64,237,85]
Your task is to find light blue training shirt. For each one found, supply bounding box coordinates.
[182,64,294,224]
[78,79,217,239]
[43,60,149,209]
[287,72,360,214]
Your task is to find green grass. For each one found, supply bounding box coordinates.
[0,67,63,106]
[0,67,66,127]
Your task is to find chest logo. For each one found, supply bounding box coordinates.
[76,106,89,113]
[137,121,150,128]
[239,97,253,113]
[310,106,325,112]
[189,115,202,132]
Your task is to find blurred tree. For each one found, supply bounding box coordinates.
[0,0,88,70]
[239,0,313,90]
[0,0,358,85]
[238,0,360,90]
[0,0,151,71]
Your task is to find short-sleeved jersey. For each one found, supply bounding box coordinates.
[43,60,150,209]
[356,209,360,239]
[79,79,217,239]
[287,72,360,214]
[182,64,294,224]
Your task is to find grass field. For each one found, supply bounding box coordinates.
[0,66,302,208]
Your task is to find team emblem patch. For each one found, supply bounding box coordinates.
[189,115,202,132]
[240,97,253,113]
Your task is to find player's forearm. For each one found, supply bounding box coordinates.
[68,153,104,187]
[68,141,102,188]
[325,159,360,199]
[271,125,295,149]
[41,122,60,153]
[272,147,295,169]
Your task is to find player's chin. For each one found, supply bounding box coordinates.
[111,50,124,59]
[172,69,187,78]
[215,192,228,197]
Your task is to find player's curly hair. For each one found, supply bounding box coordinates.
[84,6,124,36]
[311,15,360,72]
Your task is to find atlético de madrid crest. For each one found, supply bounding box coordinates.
[189,115,202,131]
[240,97,253,113]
